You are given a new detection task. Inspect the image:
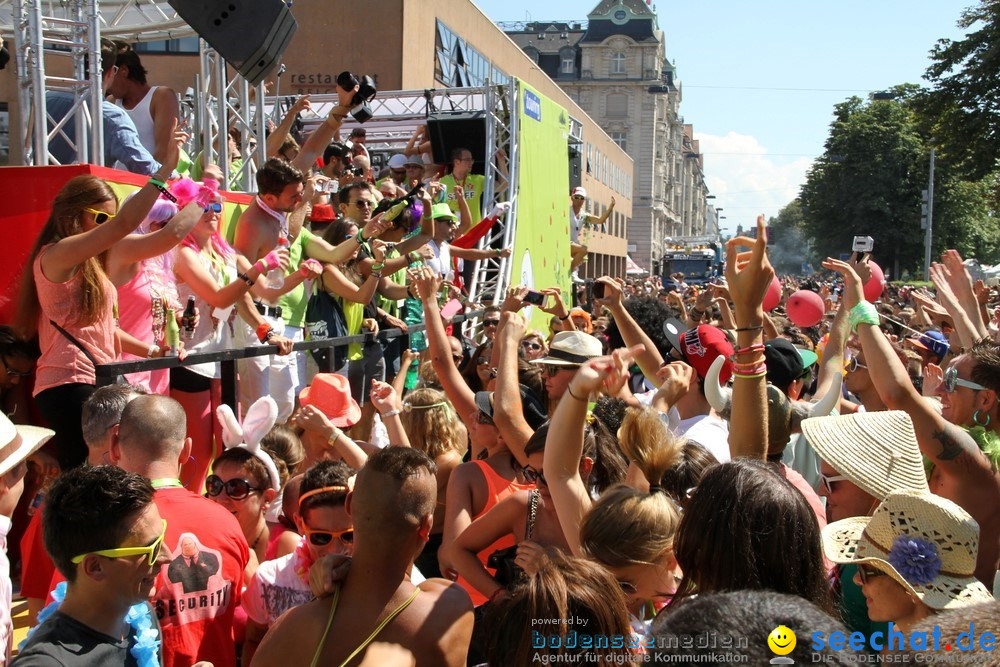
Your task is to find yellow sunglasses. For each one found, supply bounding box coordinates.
[84,207,117,225]
[71,519,167,566]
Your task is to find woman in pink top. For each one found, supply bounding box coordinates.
[106,197,199,395]
[15,139,181,469]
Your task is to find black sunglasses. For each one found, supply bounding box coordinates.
[520,464,547,486]
[205,474,264,501]
[857,565,885,585]
[2,357,33,378]
[483,319,500,327]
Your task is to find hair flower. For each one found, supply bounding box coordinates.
[887,534,941,586]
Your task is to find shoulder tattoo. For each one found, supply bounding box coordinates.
[932,426,967,461]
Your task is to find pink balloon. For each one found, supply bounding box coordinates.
[763,276,781,312]
[787,290,825,328]
[863,261,886,302]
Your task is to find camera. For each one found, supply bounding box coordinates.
[323,179,339,194]
[592,281,607,300]
[336,71,377,123]
[852,236,874,253]
[523,290,546,306]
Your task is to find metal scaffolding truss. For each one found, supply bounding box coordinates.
[0,0,195,41]
[11,0,104,166]
[272,83,520,307]
[197,40,266,192]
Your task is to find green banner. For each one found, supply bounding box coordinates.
[513,80,572,331]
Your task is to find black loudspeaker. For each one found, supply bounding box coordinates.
[426,111,488,170]
[167,0,297,85]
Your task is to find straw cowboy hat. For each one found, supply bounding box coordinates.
[530,331,603,367]
[801,410,930,501]
[0,415,54,476]
[822,489,993,610]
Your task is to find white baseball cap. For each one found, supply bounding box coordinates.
[571,187,587,198]
[388,154,408,170]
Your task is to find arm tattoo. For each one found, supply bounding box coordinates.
[932,427,967,461]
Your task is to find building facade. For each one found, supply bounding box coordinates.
[502,0,711,272]
[1,0,632,277]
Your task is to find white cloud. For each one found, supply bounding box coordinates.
[694,131,813,234]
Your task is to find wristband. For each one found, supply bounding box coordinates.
[148,178,177,203]
[327,426,343,444]
[256,323,274,344]
[408,251,420,264]
[372,263,385,272]
[849,301,880,333]
[355,230,367,245]
[146,345,159,358]
[237,272,255,286]
[381,409,401,419]
[733,371,767,380]
[732,363,767,375]
[371,272,383,280]
[567,385,588,402]
[558,314,570,321]
[734,325,764,332]
[732,344,765,359]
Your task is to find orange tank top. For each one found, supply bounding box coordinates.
[456,459,534,606]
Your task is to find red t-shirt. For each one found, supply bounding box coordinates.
[150,487,249,667]
[19,509,55,602]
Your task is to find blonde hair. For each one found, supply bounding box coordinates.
[399,388,467,459]
[581,408,682,567]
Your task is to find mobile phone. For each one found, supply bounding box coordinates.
[592,281,607,300]
[523,290,546,306]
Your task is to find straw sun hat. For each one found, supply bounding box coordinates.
[800,410,929,501]
[822,489,993,610]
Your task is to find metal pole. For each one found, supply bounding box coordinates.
[923,148,935,281]
[85,0,103,165]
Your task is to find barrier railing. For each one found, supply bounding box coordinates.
[95,310,484,410]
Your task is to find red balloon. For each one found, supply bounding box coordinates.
[763,276,781,312]
[787,290,825,328]
[863,261,886,302]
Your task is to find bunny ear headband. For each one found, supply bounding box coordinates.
[216,396,281,491]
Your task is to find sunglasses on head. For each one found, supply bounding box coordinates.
[72,519,167,567]
[942,367,988,393]
[857,565,886,585]
[303,526,354,547]
[84,207,116,225]
[203,202,223,213]
[205,474,264,501]
[476,410,494,426]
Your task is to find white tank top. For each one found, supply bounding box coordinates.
[120,86,158,156]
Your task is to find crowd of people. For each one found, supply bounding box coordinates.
[0,38,998,667]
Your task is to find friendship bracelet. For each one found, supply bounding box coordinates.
[734,325,764,332]
[733,371,767,380]
[732,360,767,370]
[237,272,255,286]
[848,301,880,333]
[733,364,768,375]
[731,344,765,359]
[567,385,588,402]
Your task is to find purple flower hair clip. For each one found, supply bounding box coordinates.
[887,535,941,586]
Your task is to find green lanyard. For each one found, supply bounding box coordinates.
[150,478,183,489]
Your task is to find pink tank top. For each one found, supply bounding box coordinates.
[116,268,170,395]
[456,459,534,606]
[33,246,120,395]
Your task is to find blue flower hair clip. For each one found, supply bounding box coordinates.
[887,534,942,586]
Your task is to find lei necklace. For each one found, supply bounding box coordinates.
[23,582,161,667]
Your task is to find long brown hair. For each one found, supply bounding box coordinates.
[15,176,117,337]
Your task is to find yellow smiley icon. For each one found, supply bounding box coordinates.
[767,625,796,656]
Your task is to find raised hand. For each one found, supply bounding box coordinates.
[724,215,774,325]
[539,287,569,318]
[593,276,625,311]
[501,285,529,313]
[370,379,401,415]
[821,257,864,310]
[412,266,441,302]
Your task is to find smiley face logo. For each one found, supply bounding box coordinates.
[767,626,796,656]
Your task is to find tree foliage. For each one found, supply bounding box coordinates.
[917,0,1000,182]
[767,200,811,274]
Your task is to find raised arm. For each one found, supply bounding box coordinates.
[266,96,310,159]
[814,294,850,402]
[150,87,181,165]
[590,196,615,226]
[930,262,982,350]
[493,311,534,465]
[41,133,181,281]
[370,380,411,448]
[106,201,202,275]
[725,215,773,460]
[825,257,994,483]
[940,250,989,340]
[595,277,664,386]
[290,84,355,172]
[413,267,477,421]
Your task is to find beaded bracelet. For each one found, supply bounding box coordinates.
[848,301,880,333]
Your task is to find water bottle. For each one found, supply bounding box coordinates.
[165,308,180,356]
[181,295,197,340]
[266,237,289,289]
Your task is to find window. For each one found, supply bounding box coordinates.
[135,37,199,54]
[435,20,508,88]
[606,94,627,118]
[586,143,593,175]
[560,47,575,75]
[611,52,626,75]
[610,131,626,152]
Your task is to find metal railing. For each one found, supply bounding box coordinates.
[95,310,484,410]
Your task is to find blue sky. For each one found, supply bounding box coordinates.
[475,0,973,233]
